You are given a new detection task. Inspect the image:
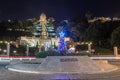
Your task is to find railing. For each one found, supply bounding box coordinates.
[1,56,120,62]
[0,56,36,62]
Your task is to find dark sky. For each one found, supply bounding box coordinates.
[0,0,120,20]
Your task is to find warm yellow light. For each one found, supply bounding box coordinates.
[81,42,84,44]
[85,42,89,44]
[77,42,80,45]
[4,41,8,44]
[3,50,7,53]
[10,41,13,43]
[0,48,2,51]
[0,41,3,43]
[13,50,17,53]
[89,42,92,45]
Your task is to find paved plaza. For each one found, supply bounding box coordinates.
[0,59,120,80]
[1,66,120,80]
[6,56,118,74]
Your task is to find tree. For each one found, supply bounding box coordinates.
[85,20,109,47]
[85,11,92,20]
[85,20,120,48]
[56,20,71,37]
[111,27,120,47]
[71,19,89,42]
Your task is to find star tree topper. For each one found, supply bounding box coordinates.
[59,31,65,38]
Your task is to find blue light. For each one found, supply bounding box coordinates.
[59,31,65,38]
[57,31,66,53]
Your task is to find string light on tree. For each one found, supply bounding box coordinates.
[57,31,66,53]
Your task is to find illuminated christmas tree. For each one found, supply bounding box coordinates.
[57,31,66,53]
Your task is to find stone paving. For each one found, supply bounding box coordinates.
[1,58,120,80]
[6,56,118,74]
[1,68,120,80]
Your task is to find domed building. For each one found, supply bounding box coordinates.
[32,13,56,38]
[19,13,59,51]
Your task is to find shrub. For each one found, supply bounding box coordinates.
[35,51,61,58]
[35,50,91,58]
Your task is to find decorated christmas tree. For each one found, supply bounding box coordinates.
[57,31,66,53]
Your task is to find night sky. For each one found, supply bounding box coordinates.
[0,0,120,20]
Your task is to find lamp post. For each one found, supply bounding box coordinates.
[88,42,92,53]
[26,45,29,56]
[7,43,10,56]
[114,46,118,57]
